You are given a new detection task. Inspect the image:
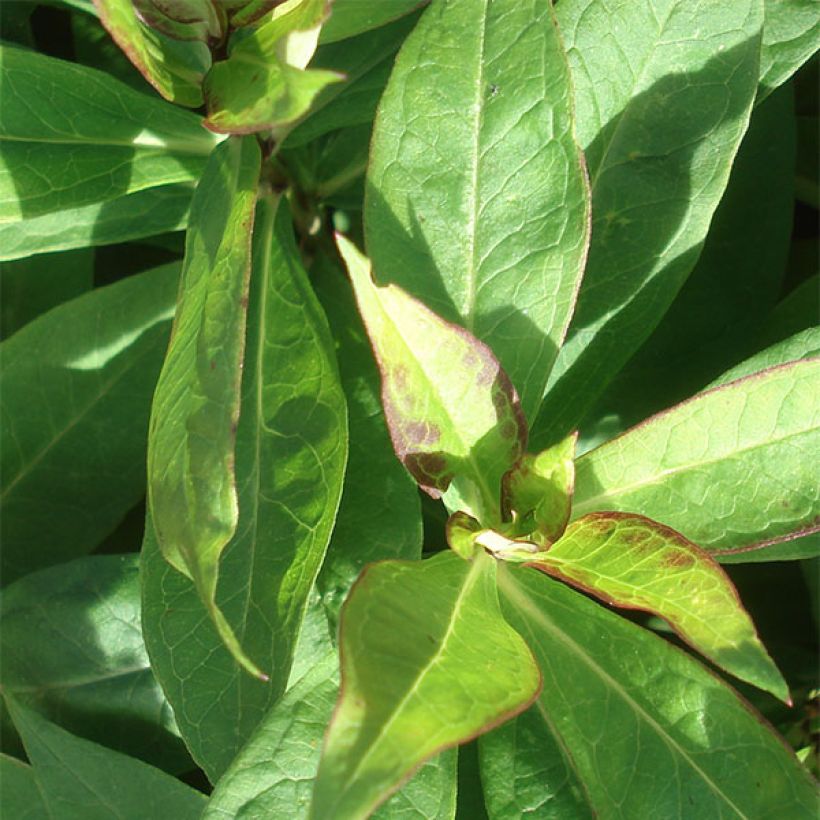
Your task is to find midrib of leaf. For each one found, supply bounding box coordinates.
[498,567,749,819]
[333,556,484,810]
[461,0,489,330]
[0,133,216,156]
[573,369,817,517]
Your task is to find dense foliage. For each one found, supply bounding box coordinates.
[1,0,818,817]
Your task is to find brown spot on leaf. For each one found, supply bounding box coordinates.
[403,452,452,494]
[662,551,696,569]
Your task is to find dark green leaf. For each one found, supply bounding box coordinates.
[533,0,764,446]
[365,0,590,421]
[142,197,347,777]
[498,565,817,818]
[310,551,540,820]
[5,698,206,820]
[0,754,49,820]
[0,555,189,772]
[0,262,178,583]
[319,0,424,43]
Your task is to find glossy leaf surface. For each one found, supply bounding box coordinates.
[1,262,178,583]
[339,234,526,525]
[93,0,209,106]
[759,0,820,100]
[203,0,343,135]
[573,359,820,557]
[5,698,206,819]
[0,555,187,772]
[147,135,260,675]
[498,566,818,818]
[310,551,540,819]
[530,512,788,701]
[534,0,764,445]
[365,0,590,421]
[142,197,347,778]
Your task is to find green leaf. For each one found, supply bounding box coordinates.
[92,0,209,106]
[533,0,764,447]
[760,274,820,349]
[0,555,189,773]
[203,0,344,135]
[718,532,820,564]
[1,248,93,339]
[795,113,818,208]
[319,0,424,43]
[528,512,788,701]
[0,46,215,224]
[584,83,796,428]
[365,0,590,422]
[759,0,820,101]
[573,358,820,558]
[0,183,192,261]
[132,0,225,43]
[312,253,422,627]
[0,754,49,820]
[338,234,526,526]
[498,565,818,818]
[502,433,576,544]
[147,135,261,677]
[0,262,178,584]
[310,551,541,820]
[205,654,457,819]
[142,197,347,777]
[5,697,206,820]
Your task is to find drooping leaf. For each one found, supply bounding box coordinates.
[319,0,425,43]
[572,359,820,558]
[498,565,818,818]
[0,754,49,820]
[365,0,590,421]
[205,654,457,819]
[527,512,788,701]
[533,0,764,447]
[142,197,347,778]
[146,135,261,676]
[502,433,576,544]
[758,0,820,101]
[0,555,188,772]
[338,234,526,526]
[586,83,796,428]
[93,0,210,106]
[203,0,344,135]
[0,183,192,261]
[0,262,178,583]
[310,551,541,820]
[5,698,206,820]
[312,253,422,627]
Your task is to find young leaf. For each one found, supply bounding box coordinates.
[502,433,576,544]
[759,0,820,101]
[0,262,178,583]
[338,234,526,525]
[498,566,818,818]
[5,697,206,820]
[205,654,457,819]
[0,555,188,772]
[319,0,425,43]
[142,197,347,777]
[572,359,820,558]
[310,551,541,820]
[93,0,210,106]
[365,0,590,421]
[533,0,764,446]
[0,46,215,223]
[528,512,789,701]
[146,135,261,677]
[203,0,344,135]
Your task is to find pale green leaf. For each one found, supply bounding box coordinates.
[5,698,206,820]
[533,0,764,446]
[498,565,818,818]
[365,0,590,421]
[0,262,178,583]
[310,551,540,820]
[0,555,187,772]
[142,197,347,777]
[338,234,526,526]
[573,359,820,558]
[529,512,788,701]
[147,135,261,676]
